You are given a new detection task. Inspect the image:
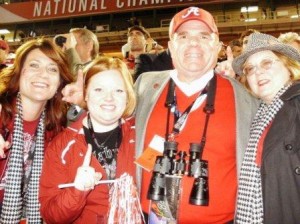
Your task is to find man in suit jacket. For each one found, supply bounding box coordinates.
[134,6,258,223]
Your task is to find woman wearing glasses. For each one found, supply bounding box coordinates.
[232,33,300,224]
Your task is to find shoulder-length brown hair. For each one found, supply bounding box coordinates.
[83,56,136,118]
[0,38,74,135]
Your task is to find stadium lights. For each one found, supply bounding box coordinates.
[241,6,259,13]
[245,18,257,22]
[0,29,10,35]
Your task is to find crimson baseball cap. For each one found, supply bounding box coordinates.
[0,40,9,53]
[169,7,218,38]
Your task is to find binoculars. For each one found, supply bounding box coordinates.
[147,141,209,206]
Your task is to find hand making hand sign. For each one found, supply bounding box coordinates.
[215,46,236,78]
[73,144,102,191]
[62,69,85,106]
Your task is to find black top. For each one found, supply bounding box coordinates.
[84,125,122,180]
[134,49,173,81]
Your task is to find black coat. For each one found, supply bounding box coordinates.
[262,81,300,224]
[134,49,173,81]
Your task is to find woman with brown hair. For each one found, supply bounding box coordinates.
[0,38,74,223]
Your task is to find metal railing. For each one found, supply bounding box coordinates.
[5,7,300,50]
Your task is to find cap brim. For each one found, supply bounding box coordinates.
[232,45,300,76]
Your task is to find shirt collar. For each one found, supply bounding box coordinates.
[170,70,214,97]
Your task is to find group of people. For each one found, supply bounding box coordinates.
[0,5,300,224]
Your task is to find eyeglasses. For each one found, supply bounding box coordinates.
[242,58,279,76]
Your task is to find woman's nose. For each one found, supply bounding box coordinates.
[38,66,49,77]
[103,91,114,101]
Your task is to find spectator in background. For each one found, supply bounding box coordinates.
[123,25,151,75]
[54,28,99,77]
[240,29,259,50]
[232,32,300,224]
[18,32,26,43]
[228,39,242,58]
[0,38,74,223]
[57,28,99,122]
[53,35,68,51]
[0,40,9,72]
[123,25,165,80]
[278,32,300,52]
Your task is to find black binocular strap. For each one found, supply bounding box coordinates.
[164,74,217,147]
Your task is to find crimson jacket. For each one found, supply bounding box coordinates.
[39,115,136,224]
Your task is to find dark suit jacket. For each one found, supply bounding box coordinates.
[134,49,173,81]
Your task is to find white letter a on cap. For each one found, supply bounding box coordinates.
[182,7,200,18]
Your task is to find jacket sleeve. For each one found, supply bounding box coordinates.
[39,133,90,224]
[116,118,136,181]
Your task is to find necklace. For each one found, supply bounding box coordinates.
[86,114,122,180]
[87,113,120,149]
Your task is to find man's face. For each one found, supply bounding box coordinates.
[168,20,221,83]
[127,30,147,52]
[73,33,92,61]
[232,45,242,58]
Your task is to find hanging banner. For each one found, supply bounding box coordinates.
[0,0,238,24]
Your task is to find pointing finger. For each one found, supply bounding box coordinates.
[82,144,92,167]
[76,69,84,88]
